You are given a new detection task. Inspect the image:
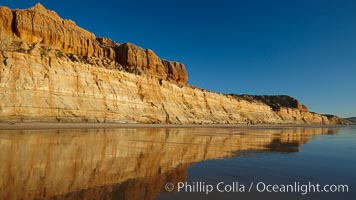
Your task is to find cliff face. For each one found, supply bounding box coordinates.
[0,4,344,124]
[233,94,308,111]
[345,117,356,124]
[0,3,187,85]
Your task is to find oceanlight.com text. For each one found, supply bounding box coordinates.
[164,181,349,195]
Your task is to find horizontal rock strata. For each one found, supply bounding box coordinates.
[0,4,346,124]
[0,3,187,85]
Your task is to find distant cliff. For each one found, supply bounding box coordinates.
[0,3,347,124]
[344,117,356,124]
[232,95,309,112]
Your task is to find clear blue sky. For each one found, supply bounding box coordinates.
[2,0,356,117]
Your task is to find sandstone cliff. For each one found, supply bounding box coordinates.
[344,117,356,124]
[0,4,345,124]
[233,94,308,112]
[0,3,187,85]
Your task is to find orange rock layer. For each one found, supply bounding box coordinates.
[0,4,346,124]
[0,3,187,85]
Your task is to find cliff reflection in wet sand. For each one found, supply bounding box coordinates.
[0,127,338,200]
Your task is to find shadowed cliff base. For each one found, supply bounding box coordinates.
[0,122,346,130]
[0,3,350,125]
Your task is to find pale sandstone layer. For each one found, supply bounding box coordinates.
[0,4,345,124]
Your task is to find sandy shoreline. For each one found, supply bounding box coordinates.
[0,122,344,130]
